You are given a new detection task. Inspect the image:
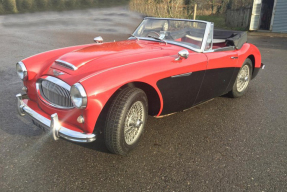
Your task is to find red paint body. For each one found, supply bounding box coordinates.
[22,39,261,134]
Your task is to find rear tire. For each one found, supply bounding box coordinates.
[104,87,148,155]
[228,58,253,98]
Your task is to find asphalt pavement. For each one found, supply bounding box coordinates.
[0,6,286,192]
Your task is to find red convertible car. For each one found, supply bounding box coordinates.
[16,18,264,155]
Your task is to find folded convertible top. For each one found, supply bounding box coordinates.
[226,32,247,49]
[214,30,248,49]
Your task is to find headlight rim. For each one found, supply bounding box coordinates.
[16,61,28,80]
[70,83,87,109]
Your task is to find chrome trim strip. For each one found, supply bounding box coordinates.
[171,72,192,78]
[144,17,209,24]
[36,76,74,109]
[16,94,96,143]
[41,76,71,90]
[55,60,78,71]
[204,46,236,53]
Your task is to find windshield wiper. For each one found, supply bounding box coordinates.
[130,34,139,41]
[147,36,167,45]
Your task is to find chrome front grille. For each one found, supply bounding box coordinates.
[40,80,73,108]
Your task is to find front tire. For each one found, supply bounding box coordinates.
[228,58,253,98]
[104,87,148,155]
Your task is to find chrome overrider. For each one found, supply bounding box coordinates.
[16,93,96,143]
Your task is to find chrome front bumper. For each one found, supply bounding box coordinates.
[16,93,96,143]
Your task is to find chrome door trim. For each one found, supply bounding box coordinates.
[171,72,192,78]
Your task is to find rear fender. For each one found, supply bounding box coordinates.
[237,43,262,68]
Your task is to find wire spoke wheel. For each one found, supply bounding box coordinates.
[228,58,253,98]
[105,87,148,155]
[236,65,250,92]
[124,101,145,145]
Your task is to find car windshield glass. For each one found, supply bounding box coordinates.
[132,18,207,50]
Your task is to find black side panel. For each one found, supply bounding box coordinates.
[224,67,240,93]
[157,71,205,115]
[194,68,235,104]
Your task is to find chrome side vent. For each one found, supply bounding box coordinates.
[55,60,78,71]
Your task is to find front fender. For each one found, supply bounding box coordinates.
[79,56,182,133]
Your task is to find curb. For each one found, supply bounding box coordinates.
[248,31,287,38]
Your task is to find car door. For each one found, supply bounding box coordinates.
[194,50,239,105]
[156,51,207,115]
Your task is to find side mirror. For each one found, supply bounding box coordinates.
[175,49,189,61]
[94,36,103,44]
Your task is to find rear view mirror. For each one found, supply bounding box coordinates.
[175,49,189,61]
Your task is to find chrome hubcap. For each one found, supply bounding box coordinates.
[124,101,145,145]
[237,65,250,92]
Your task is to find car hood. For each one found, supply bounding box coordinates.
[48,40,178,84]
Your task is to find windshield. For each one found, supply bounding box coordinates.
[132,18,207,50]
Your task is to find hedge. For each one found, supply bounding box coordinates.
[0,0,130,14]
[3,0,18,13]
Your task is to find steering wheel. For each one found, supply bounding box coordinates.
[146,31,160,38]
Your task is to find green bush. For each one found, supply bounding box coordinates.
[51,0,65,10]
[35,0,49,10]
[0,3,4,14]
[81,0,93,6]
[65,0,78,8]
[3,0,18,13]
[22,0,34,11]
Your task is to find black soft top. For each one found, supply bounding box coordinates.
[214,29,248,49]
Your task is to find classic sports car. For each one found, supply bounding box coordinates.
[16,17,264,155]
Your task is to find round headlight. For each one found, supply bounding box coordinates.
[70,83,87,109]
[16,61,28,80]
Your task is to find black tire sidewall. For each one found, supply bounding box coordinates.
[105,88,148,155]
[119,91,148,153]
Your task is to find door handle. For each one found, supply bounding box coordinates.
[231,56,238,59]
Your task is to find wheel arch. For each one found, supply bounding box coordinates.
[247,54,255,76]
[123,82,161,116]
[93,81,162,134]
[102,81,162,117]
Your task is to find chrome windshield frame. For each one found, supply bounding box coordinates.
[130,17,212,53]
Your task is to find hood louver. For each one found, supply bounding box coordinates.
[55,60,78,71]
